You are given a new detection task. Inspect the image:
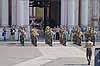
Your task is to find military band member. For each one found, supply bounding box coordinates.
[73,26,79,44]
[73,31,77,44]
[45,26,50,44]
[85,38,93,65]
[31,28,39,47]
[87,27,92,40]
[91,28,96,46]
[64,27,69,45]
[84,28,89,43]
[85,27,96,46]
[59,28,63,44]
[20,28,26,46]
[73,26,83,46]
[45,26,53,46]
[76,29,83,46]
[59,28,67,46]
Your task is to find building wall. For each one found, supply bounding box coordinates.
[0,0,9,26]
[61,0,79,29]
[61,0,100,28]
[0,0,99,28]
[12,0,17,25]
[0,0,2,26]
[81,0,89,26]
[0,0,100,40]
[88,0,93,24]
[93,0,99,28]
[74,0,79,26]
[61,0,68,26]
[16,0,29,26]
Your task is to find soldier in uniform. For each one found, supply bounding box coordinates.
[87,27,92,41]
[59,28,64,44]
[45,26,53,46]
[73,26,83,46]
[45,26,50,44]
[72,26,79,44]
[84,27,89,43]
[64,27,69,45]
[31,27,39,47]
[76,28,83,46]
[20,28,26,46]
[91,28,96,46]
[59,27,67,46]
[85,27,96,46]
[73,31,77,44]
[85,38,93,65]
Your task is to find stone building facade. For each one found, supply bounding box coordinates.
[0,0,99,28]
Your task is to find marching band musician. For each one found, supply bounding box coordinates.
[85,27,96,46]
[59,27,67,46]
[73,26,83,46]
[73,30,77,44]
[31,27,39,47]
[64,27,69,45]
[59,28,64,44]
[91,28,96,46]
[20,27,26,46]
[45,26,53,46]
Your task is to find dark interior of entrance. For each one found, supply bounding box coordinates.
[29,0,61,29]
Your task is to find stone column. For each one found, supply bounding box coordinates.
[12,0,17,25]
[67,0,75,33]
[61,0,79,27]
[68,0,75,26]
[0,0,2,26]
[61,0,68,25]
[29,7,32,17]
[29,7,36,17]
[74,0,79,26]
[92,0,99,29]
[17,0,30,40]
[0,0,2,39]
[33,7,36,17]
[1,0,9,26]
[81,0,88,26]
[88,0,93,23]
[17,0,29,26]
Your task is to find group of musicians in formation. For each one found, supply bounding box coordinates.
[19,25,96,65]
[19,25,96,47]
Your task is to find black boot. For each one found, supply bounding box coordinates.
[88,61,90,65]
[88,60,90,65]
[34,44,37,47]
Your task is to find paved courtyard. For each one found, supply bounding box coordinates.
[0,41,99,66]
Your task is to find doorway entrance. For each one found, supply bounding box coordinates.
[29,0,61,29]
[29,0,51,30]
